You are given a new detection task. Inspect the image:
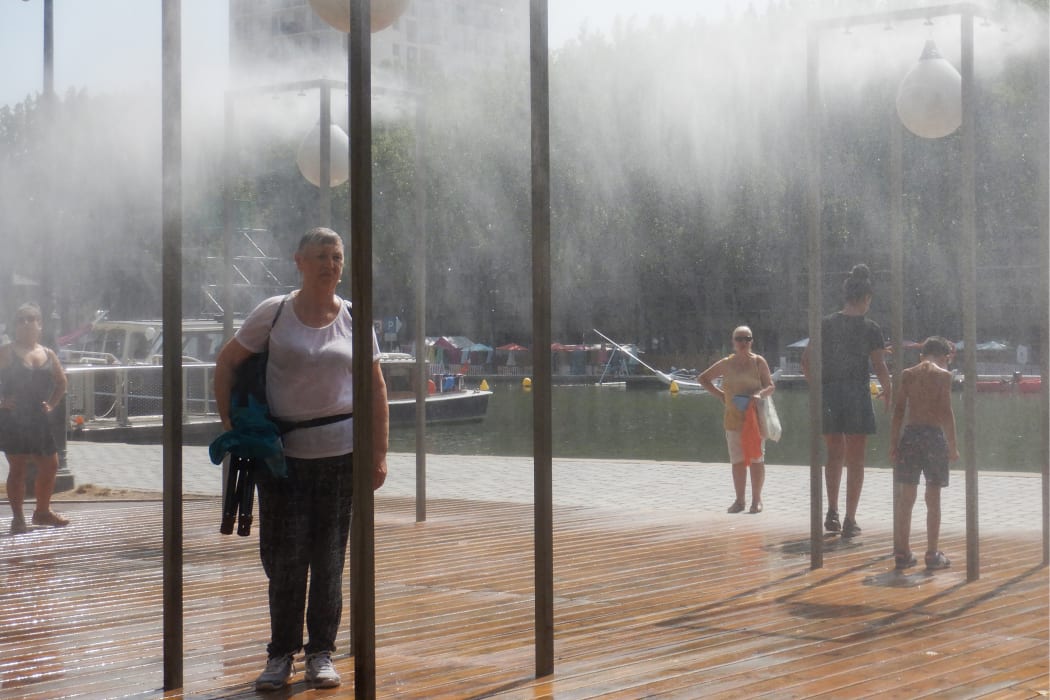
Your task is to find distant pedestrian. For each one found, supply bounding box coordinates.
[802,264,892,538]
[0,303,70,534]
[890,337,958,570]
[697,325,775,514]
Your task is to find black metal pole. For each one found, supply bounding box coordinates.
[530,0,554,678]
[43,0,53,98]
[414,95,428,523]
[222,92,235,341]
[806,25,824,571]
[348,0,376,696]
[890,113,904,551]
[161,0,184,689]
[959,8,980,582]
[320,80,332,228]
[1041,26,1050,568]
[38,0,55,329]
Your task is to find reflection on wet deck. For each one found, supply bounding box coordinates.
[0,496,1046,698]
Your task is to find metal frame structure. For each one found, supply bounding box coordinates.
[807,2,1049,580]
[147,0,1048,693]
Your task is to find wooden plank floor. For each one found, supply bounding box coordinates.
[0,496,1046,699]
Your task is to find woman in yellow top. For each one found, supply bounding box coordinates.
[698,326,776,513]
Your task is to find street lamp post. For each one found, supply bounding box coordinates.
[220,78,350,343]
[20,0,73,494]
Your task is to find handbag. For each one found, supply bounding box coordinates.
[230,297,287,411]
[756,396,782,442]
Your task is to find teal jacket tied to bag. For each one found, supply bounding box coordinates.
[208,395,286,478]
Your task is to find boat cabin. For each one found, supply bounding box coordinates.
[60,319,237,365]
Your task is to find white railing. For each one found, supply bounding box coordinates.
[64,363,218,428]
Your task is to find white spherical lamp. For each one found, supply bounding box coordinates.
[896,40,962,139]
[307,0,411,33]
[296,122,351,188]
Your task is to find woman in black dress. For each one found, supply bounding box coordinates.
[0,303,69,534]
[802,265,892,538]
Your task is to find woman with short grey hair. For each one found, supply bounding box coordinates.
[214,228,389,690]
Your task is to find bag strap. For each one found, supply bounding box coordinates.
[275,411,354,435]
[262,295,288,349]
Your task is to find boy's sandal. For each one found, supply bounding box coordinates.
[925,551,951,570]
[894,550,917,570]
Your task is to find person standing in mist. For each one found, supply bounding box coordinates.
[213,228,389,691]
[890,336,958,571]
[801,264,892,538]
[0,302,70,534]
[697,325,776,514]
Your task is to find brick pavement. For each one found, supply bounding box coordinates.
[61,441,1044,535]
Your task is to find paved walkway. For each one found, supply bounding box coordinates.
[62,442,1045,535]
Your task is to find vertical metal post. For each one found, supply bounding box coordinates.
[43,0,53,98]
[806,25,824,570]
[959,9,980,582]
[222,93,235,342]
[38,0,73,493]
[348,1,377,696]
[414,97,428,523]
[161,0,184,689]
[1039,19,1050,567]
[37,0,55,332]
[890,114,904,549]
[320,80,332,228]
[219,94,235,507]
[530,0,554,677]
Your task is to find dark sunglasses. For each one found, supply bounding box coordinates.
[16,316,40,324]
[734,335,753,342]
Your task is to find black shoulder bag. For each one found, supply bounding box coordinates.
[230,297,287,410]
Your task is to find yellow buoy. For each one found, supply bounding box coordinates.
[669,380,679,394]
[522,377,532,389]
[870,380,879,396]
[480,379,490,391]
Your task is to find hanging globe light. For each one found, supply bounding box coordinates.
[307,0,410,34]
[895,40,962,139]
[296,122,351,187]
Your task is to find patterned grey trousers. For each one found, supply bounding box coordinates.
[256,452,354,658]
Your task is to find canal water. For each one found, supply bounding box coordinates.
[390,384,1045,473]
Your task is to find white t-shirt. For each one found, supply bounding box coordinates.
[235,293,380,459]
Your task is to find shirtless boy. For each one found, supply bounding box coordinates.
[890,336,959,571]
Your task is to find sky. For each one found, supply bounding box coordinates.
[0,0,729,109]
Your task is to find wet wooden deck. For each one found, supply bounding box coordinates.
[0,496,1046,699]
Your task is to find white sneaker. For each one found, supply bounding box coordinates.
[255,654,294,691]
[305,651,341,688]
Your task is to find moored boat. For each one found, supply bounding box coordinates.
[59,321,490,441]
[976,376,1042,394]
[379,352,491,426]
